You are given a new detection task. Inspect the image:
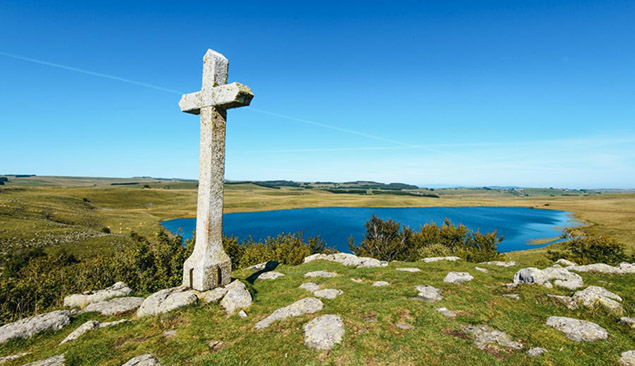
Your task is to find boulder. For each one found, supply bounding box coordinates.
[423,256,461,263]
[620,317,635,328]
[543,267,584,290]
[304,253,387,268]
[481,261,517,267]
[415,285,443,302]
[122,354,161,366]
[80,297,144,316]
[199,287,228,304]
[436,307,457,318]
[572,286,622,313]
[303,314,345,350]
[461,325,522,350]
[0,310,70,345]
[304,271,338,278]
[256,271,285,280]
[546,316,608,342]
[64,282,132,309]
[299,282,320,292]
[220,280,252,316]
[255,297,323,330]
[513,268,549,286]
[136,286,198,317]
[569,263,634,274]
[396,268,421,273]
[22,355,65,366]
[527,347,548,357]
[444,272,474,284]
[620,350,635,366]
[372,281,390,287]
[0,352,29,364]
[313,289,343,299]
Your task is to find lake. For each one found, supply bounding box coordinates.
[161,206,579,253]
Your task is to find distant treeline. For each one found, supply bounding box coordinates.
[227,180,420,191]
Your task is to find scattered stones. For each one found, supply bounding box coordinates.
[462,325,523,350]
[199,287,228,303]
[572,286,622,313]
[59,319,127,345]
[22,354,65,366]
[122,354,161,366]
[220,280,253,316]
[475,267,488,273]
[396,323,412,330]
[303,314,345,350]
[481,261,517,267]
[238,310,248,318]
[527,347,548,357]
[0,352,29,365]
[299,282,320,292]
[80,297,144,316]
[64,282,132,309]
[208,340,226,352]
[246,261,279,271]
[555,259,576,267]
[396,268,421,273]
[620,317,635,328]
[569,263,635,274]
[304,253,388,268]
[350,278,364,284]
[255,297,323,330]
[304,271,337,278]
[372,281,390,287]
[546,316,608,342]
[436,307,457,318]
[313,289,343,299]
[620,350,635,366]
[415,285,443,302]
[503,294,520,300]
[256,271,285,280]
[423,256,461,263]
[136,286,198,317]
[444,272,474,284]
[0,310,70,345]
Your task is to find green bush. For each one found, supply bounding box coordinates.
[547,228,630,265]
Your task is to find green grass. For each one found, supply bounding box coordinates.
[0,259,632,365]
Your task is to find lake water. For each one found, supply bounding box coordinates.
[161,206,579,253]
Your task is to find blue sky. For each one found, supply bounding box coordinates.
[1,0,633,188]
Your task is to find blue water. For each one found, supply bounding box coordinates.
[161,206,579,253]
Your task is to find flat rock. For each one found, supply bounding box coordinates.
[313,289,343,299]
[300,282,320,292]
[136,286,198,317]
[620,317,635,328]
[572,286,622,313]
[527,347,548,357]
[396,323,412,330]
[546,316,608,342]
[444,272,474,284]
[304,271,337,278]
[64,282,132,309]
[220,280,252,316]
[199,287,228,303]
[0,310,70,345]
[22,355,65,366]
[462,325,523,350]
[396,267,421,273]
[436,307,457,318]
[122,354,161,366]
[415,285,443,302]
[423,256,461,263]
[255,297,323,330]
[59,319,127,345]
[256,271,285,280]
[303,314,345,350]
[555,259,576,267]
[80,297,144,316]
[481,261,517,267]
[0,352,29,364]
[503,294,520,300]
[620,350,635,366]
[304,253,387,268]
[475,267,488,273]
[372,281,390,287]
[569,263,635,274]
[350,278,364,284]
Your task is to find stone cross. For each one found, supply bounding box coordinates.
[179,49,254,291]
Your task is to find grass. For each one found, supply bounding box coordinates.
[0,259,632,365]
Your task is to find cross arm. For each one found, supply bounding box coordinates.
[179,82,254,115]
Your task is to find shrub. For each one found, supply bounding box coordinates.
[547,228,630,265]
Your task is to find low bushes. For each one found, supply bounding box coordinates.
[547,228,631,265]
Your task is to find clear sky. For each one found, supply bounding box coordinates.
[1,0,634,188]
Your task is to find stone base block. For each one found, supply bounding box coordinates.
[182,256,231,291]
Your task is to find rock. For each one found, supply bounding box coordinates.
[64,282,132,309]
[246,261,279,271]
[503,294,520,300]
[350,278,364,284]
[543,267,584,290]
[208,340,226,352]
[136,286,198,317]
[415,285,443,302]
[303,314,345,350]
[527,347,548,357]
[121,354,161,366]
[396,267,420,273]
[619,263,635,273]
[299,282,320,292]
[0,352,29,364]
[547,294,579,310]
[436,307,457,318]
[444,272,474,284]
[620,317,635,328]
[423,256,461,263]
[22,354,65,366]
[396,323,412,330]
[372,281,390,287]
[162,330,176,337]
[59,320,100,345]
[363,315,378,323]
[238,310,248,318]
[256,271,285,280]
[572,286,622,313]
[220,280,252,316]
[255,297,323,330]
[481,261,517,267]
[199,287,228,303]
[475,267,488,273]
[304,271,337,278]
[81,297,144,316]
[620,350,635,366]
[0,310,70,345]
[556,259,576,267]
[513,268,549,286]
[546,316,608,342]
[569,263,634,274]
[313,289,343,299]
[304,253,387,268]
[462,325,523,350]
